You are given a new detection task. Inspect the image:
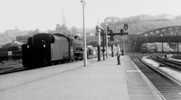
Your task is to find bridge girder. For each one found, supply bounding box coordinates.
[142,25,181,37]
[138,35,181,43]
[130,25,181,52]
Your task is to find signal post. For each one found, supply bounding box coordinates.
[107,24,128,57]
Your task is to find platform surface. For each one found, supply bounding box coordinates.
[0,56,162,100]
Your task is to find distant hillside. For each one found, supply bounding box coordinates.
[102,14,181,34]
[0,24,70,47]
[1,14,181,47]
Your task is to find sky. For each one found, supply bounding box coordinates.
[0,0,181,32]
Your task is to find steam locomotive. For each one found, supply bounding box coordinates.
[22,33,84,68]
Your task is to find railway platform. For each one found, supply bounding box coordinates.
[0,56,162,100]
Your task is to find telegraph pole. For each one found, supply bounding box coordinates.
[81,0,87,67]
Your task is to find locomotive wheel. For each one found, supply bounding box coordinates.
[42,58,49,67]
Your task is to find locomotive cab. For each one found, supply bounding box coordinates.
[22,33,75,68]
[22,34,54,67]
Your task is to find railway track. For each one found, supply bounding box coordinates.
[152,56,181,70]
[0,67,25,75]
[0,57,98,75]
[0,60,24,75]
[130,54,181,100]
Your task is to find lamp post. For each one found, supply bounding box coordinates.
[81,0,87,67]
[176,32,179,54]
[144,34,148,53]
[160,34,163,54]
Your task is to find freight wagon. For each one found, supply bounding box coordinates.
[0,46,21,62]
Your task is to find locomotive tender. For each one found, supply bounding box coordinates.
[22,33,83,68]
